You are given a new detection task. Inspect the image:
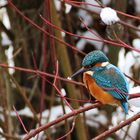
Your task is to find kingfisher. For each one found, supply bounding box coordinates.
[71,50,129,114]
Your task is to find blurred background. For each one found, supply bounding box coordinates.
[0,0,140,139]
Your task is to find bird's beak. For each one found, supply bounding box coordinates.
[71,67,86,79]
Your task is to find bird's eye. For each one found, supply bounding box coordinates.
[85,63,95,69]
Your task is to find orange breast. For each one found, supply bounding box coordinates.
[83,73,121,106]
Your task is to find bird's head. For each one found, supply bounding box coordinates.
[71,50,109,78]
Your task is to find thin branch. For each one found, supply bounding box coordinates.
[56,116,76,140]
[40,14,132,51]
[65,0,140,21]
[81,18,140,53]
[0,63,84,86]
[0,131,20,140]
[53,60,59,85]
[8,0,85,55]
[119,20,140,32]
[125,74,140,86]
[13,106,29,134]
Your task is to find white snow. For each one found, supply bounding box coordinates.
[2,8,10,29]
[112,103,140,140]
[60,88,67,96]
[67,76,72,80]
[118,39,140,85]
[0,0,7,6]
[84,103,108,126]
[1,32,12,46]
[132,38,140,49]
[78,9,93,27]
[117,42,140,139]
[0,6,11,46]
[129,86,140,107]
[102,0,111,5]
[84,0,101,14]
[76,30,103,50]
[136,25,140,36]
[5,45,15,74]
[100,7,120,25]
[41,105,71,124]
[11,107,33,118]
[54,0,72,13]
[0,4,14,74]
[134,0,140,13]
[129,98,140,108]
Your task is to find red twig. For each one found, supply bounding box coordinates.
[23,102,102,140]
[0,63,84,86]
[19,92,140,140]
[125,74,140,86]
[64,0,102,8]
[0,63,139,100]
[116,35,140,53]
[65,0,140,21]
[116,10,140,21]
[129,93,140,100]
[92,112,140,140]
[40,15,104,45]
[53,82,74,111]
[53,60,59,85]
[81,17,140,53]
[57,94,96,104]
[8,0,85,55]
[13,106,29,134]
[56,117,76,140]
[119,20,140,32]
[24,60,74,111]
[40,14,131,50]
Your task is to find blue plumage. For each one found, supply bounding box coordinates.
[82,50,109,67]
[71,50,129,114]
[91,64,129,113]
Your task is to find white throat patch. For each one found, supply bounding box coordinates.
[84,71,94,76]
[101,62,109,67]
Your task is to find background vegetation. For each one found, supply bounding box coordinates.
[0,0,140,140]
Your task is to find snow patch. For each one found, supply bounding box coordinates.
[129,86,140,107]
[67,77,72,80]
[102,0,111,5]
[132,38,140,50]
[54,0,72,13]
[85,0,101,13]
[76,30,103,50]
[61,88,66,96]
[11,107,33,117]
[78,9,93,27]
[100,7,120,25]
[134,0,140,13]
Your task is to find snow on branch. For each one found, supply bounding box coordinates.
[100,7,120,25]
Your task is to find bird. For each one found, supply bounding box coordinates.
[71,50,129,114]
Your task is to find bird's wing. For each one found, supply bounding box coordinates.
[93,64,129,101]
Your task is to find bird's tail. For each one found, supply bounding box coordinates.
[121,101,128,114]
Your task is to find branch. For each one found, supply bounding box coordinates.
[8,0,85,55]
[0,63,84,86]
[23,102,102,140]
[92,112,140,140]
[0,131,20,140]
[13,106,29,134]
